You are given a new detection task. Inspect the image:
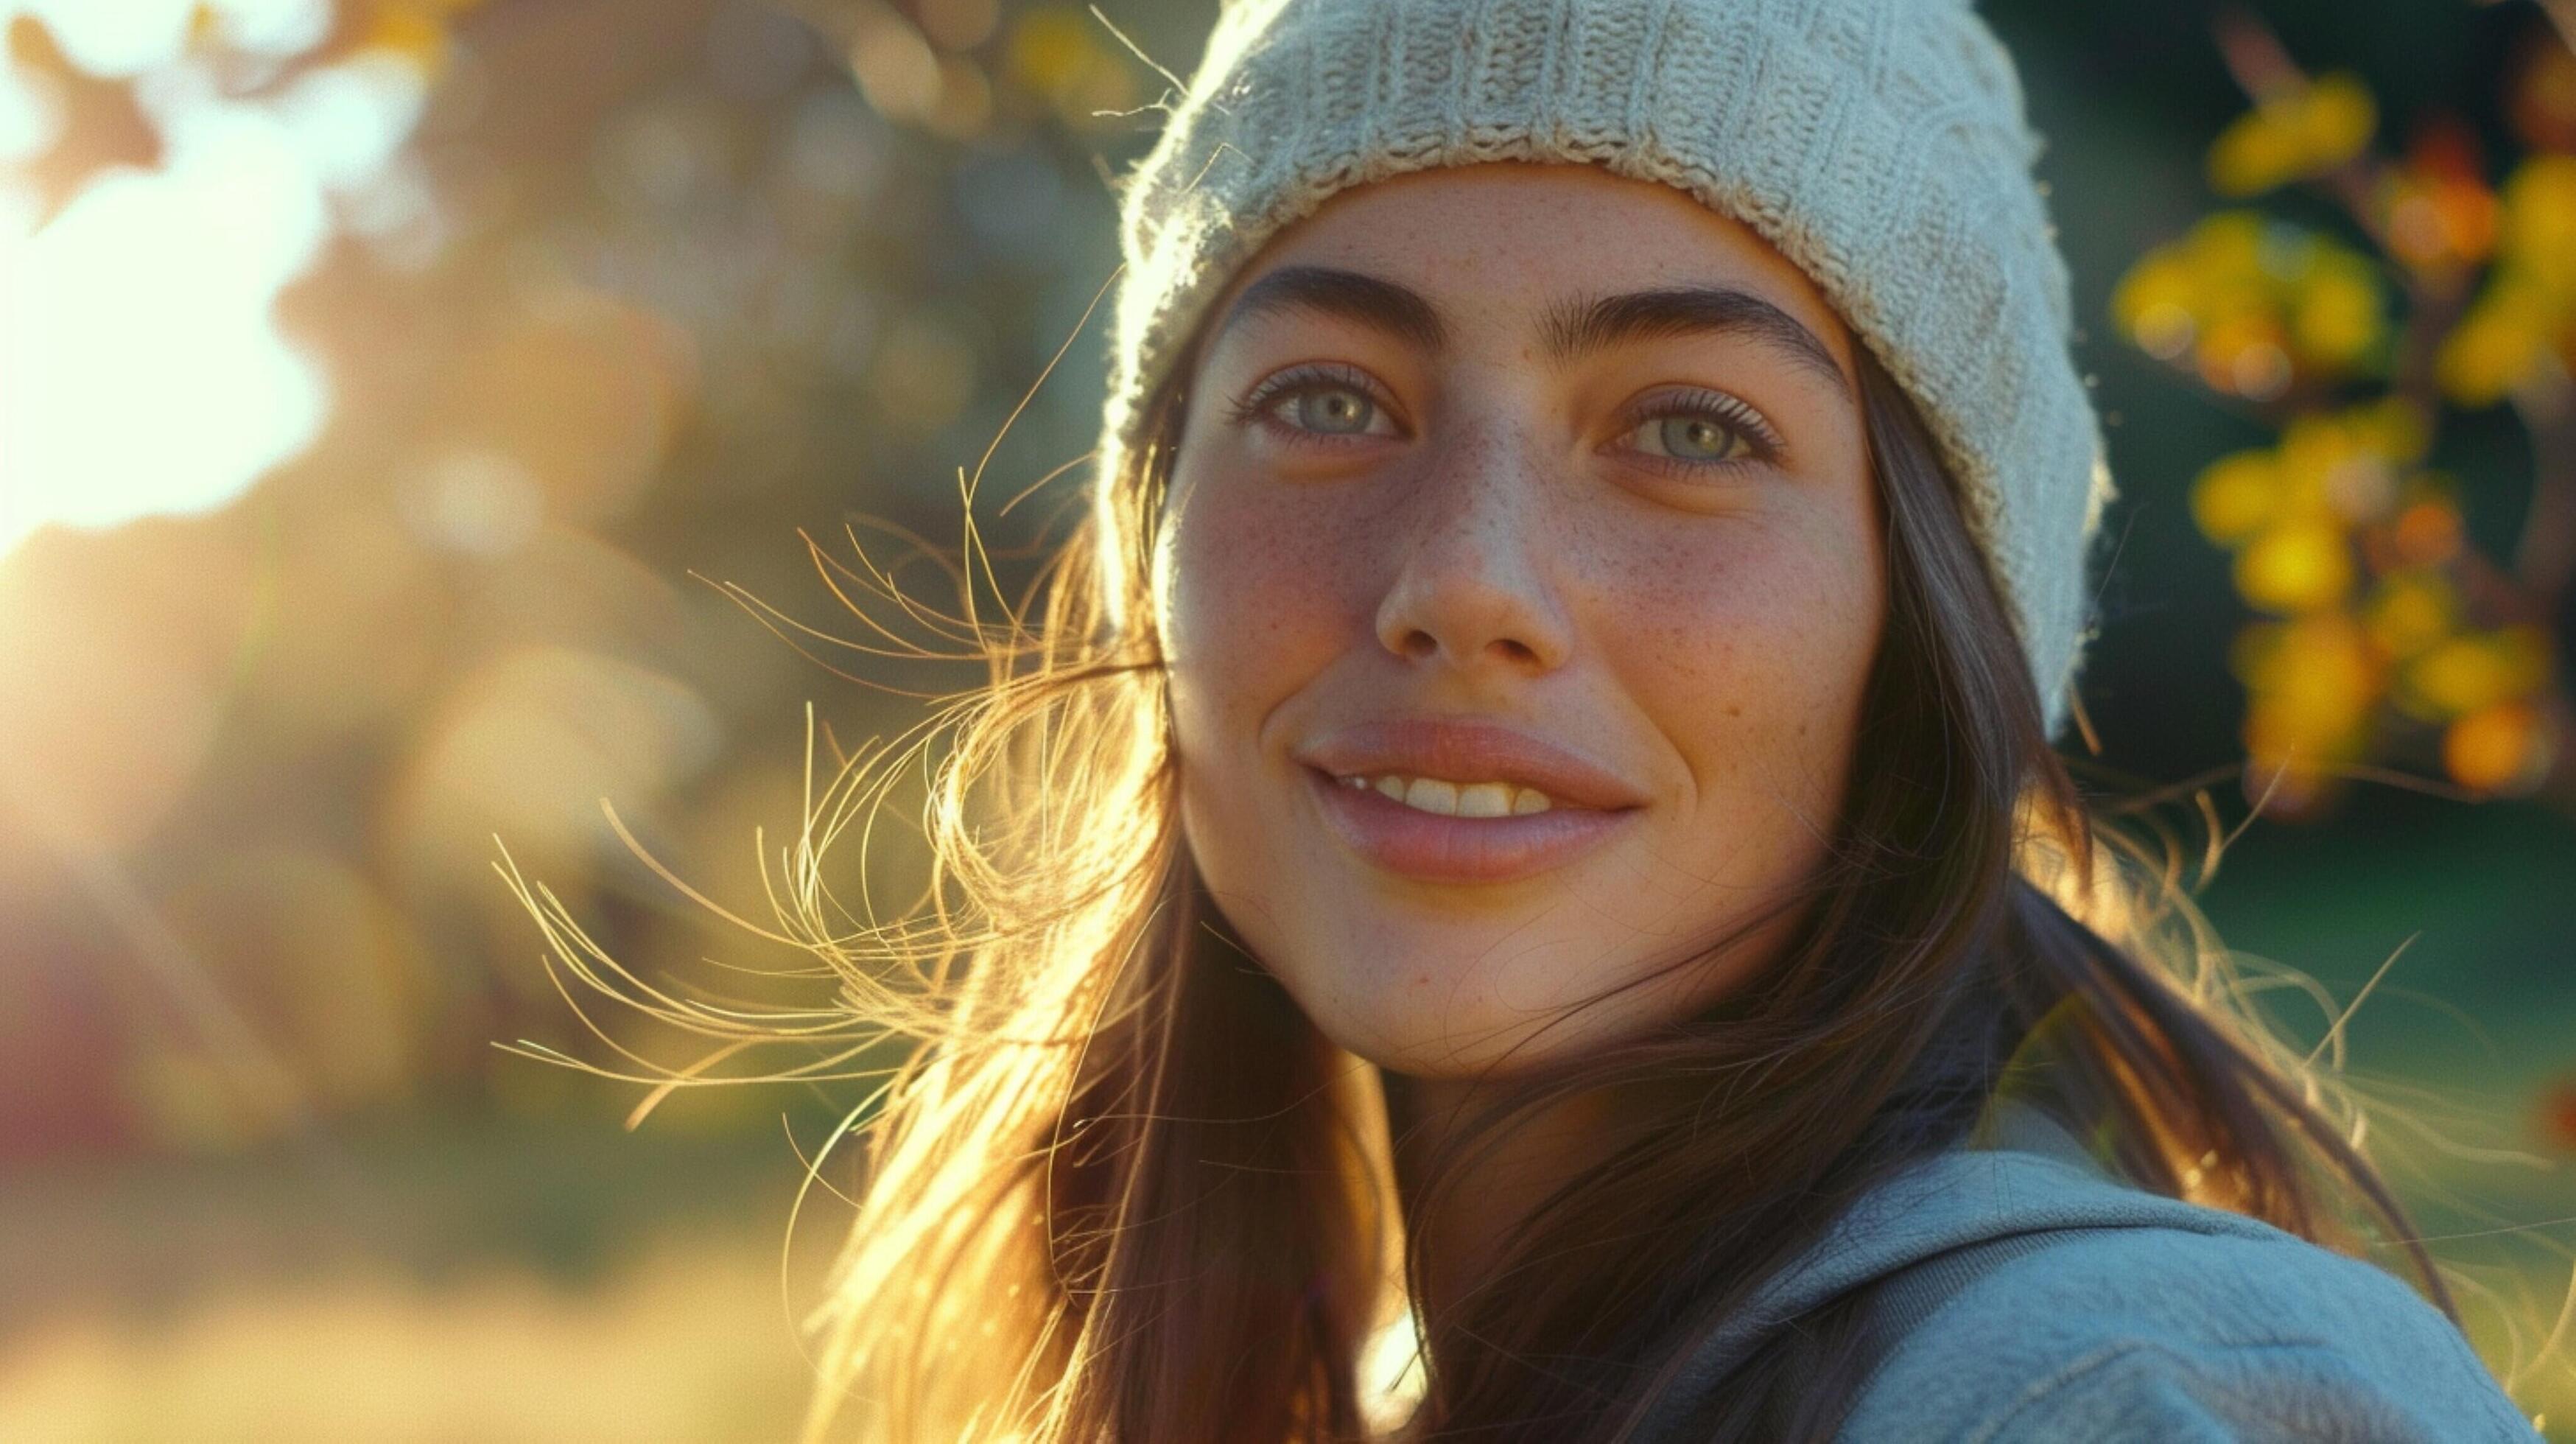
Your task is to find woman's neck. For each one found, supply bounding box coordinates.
[1377,1068,1668,1328]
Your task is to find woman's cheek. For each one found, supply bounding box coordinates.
[1165,475,1367,726]
[1597,511,1880,791]
[1159,473,1359,967]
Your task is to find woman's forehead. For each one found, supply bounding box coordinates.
[1204,161,1857,371]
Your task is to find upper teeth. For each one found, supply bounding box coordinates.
[1341,774,1554,816]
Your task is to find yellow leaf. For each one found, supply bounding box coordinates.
[2275,413,2358,508]
[1008,7,1101,97]
[2443,701,2551,795]
[2196,314,2293,400]
[2205,75,2376,197]
[2113,250,2199,360]
[2209,110,2309,197]
[2119,215,2383,389]
[2436,290,2553,408]
[2298,74,2378,172]
[2501,155,2576,298]
[2241,613,2379,793]
[2235,519,2356,614]
[2187,213,2269,280]
[2264,614,2378,713]
[2191,451,2282,545]
[2290,256,2384,366]
[2352,395,2431,464]
[2362,570,2455,661]
[2404,628,2552,718]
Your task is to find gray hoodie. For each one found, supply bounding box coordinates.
[1638,1099,2541,1441]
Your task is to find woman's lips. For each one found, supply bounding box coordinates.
[1295,719,1650,813]
[1302,765,1639,884]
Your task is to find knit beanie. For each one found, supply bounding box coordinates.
[1094,0,2116,739]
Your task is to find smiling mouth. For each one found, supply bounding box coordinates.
[1302,765,1637,884]
[1328,772,1559,817]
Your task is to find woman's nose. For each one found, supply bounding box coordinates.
[1371,425,1573,676]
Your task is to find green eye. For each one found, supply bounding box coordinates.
[1617,390,1778,472]
[1648,415,1751,462]
[1228,364,1405,448]
[1288,388,1378,434]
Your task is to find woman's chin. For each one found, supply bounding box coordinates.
[1277,964,1622,1080]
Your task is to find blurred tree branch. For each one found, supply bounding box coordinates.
[2114,4,2576,815]
[2482,0,2576,52]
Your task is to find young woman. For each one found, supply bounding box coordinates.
[689,0,2541,1437]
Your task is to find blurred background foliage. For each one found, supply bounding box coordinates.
[2105,7,2576,817]
[0,0,2571,1437]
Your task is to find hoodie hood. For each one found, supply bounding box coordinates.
[1630,1096,2303,1435]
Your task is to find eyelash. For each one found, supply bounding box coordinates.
[1224,362,1395,449]
[1611,388,1786,476]
[1224,365,1785,476]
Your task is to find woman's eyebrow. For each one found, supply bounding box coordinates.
[1540,286,1852,398]
[1213,264,1450,354]
[1210,264,1850,399]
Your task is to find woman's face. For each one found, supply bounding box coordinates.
[1155,163,1885,1079]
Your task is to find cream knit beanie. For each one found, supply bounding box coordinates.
[1095,0,2116,738]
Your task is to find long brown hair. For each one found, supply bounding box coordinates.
[516,322,2460,1440]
